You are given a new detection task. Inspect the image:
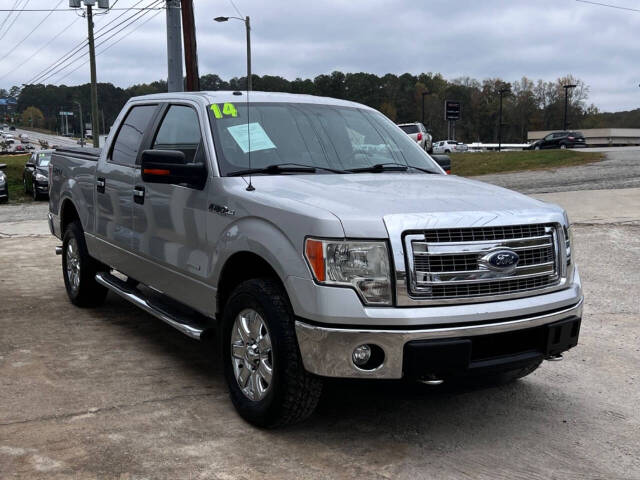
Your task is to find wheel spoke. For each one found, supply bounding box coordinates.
[251,369,263,397]
[231,342,246,359]
[237,365,251,388]
[257,332,271,352]
[247,311,262,340]
[237,317,251,343]
[257,358,272,385]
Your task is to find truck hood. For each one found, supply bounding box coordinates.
[249,173,565,237]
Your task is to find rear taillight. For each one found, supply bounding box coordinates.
[417,133,422,141]
[568,136,575,140]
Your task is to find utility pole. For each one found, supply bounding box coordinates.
[181,0,200,91]
[74,101,85,147]
[563,84,577,131]
[498,87,510,152]
[87,4,100,147]
[421,91,428,125]
[245,16,251,91]
[166,0,184,92]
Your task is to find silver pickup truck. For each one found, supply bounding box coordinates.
[49,91,583,427]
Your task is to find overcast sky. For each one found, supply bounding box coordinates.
[1,0,639,112]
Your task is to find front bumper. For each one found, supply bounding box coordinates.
[295,297,583,379]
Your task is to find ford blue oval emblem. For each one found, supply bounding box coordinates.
[480,249,520,273]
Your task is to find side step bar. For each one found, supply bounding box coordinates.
[95,272,206,340]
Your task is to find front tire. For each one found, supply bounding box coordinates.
[32,182,40,201]
[62,221,108,307]
[222,278,322,428]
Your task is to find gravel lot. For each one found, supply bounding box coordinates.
[1,154,639,479]
[473,147,640,193]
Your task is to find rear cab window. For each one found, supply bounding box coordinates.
[109,104,158,166]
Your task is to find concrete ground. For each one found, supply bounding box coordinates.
[473,148,640,193]
[1,186,639,478]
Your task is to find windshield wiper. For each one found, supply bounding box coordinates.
[406,165,440,174]
[228,163,348,177]
[346,162,409,173]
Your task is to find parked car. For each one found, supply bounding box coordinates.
[14,144,26,152]
[433,140,468,153]
[23,150,53,200]
[397,122,433,152]
[527,131,586,150]
[49,92,582,427]
[9,126,15,131]
[0,163,8,203]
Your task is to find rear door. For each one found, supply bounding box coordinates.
[129,102,213,312]
[94,103,159,270]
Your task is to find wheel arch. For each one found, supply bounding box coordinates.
[60,198,81,233]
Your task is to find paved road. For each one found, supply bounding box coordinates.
[472,148,640,193]
[1,189,639,479]
[11,127,79,149]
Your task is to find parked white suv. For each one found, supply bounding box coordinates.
[398,122,432,153]
[433,140,468,154]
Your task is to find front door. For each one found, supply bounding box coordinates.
[130,103,214,314]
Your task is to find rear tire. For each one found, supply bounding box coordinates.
[62,221,108,307]
[32,182,40,201]
[535,146,540,150]
[221,278,323,428]
[560,144,567,150]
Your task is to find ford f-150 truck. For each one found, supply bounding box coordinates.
[48,91,582,427]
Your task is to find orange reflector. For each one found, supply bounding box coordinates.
[305,239,325,282]
[143,168,171,176]
[445,169,451,175]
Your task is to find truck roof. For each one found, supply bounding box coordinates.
[129,90,372,110]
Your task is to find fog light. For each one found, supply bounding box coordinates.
[352,344,372,367]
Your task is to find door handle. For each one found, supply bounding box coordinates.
[96,177,105,193]
[133,185,145,204]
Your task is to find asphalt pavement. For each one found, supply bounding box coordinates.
[472,147,640,193]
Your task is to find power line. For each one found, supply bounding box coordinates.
[228,0,244,18]
[0,0,22,35]
[0,7,164,12]
[0,0,64,66]
[39,0,163,85]
[56,8,163,84]
[0,0,31,43]
[575,0,640,13]
[0,14,79,82]
[26,0,158,85]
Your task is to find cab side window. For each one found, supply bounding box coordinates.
[152,105,203,163]
[110,105,157,166]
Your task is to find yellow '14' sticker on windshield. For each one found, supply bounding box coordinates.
[210,103,238,119]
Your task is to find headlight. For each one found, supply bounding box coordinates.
[305,238,392,305]
[35,173,47,182]
[0,175,5,185]
[563,225,573,265]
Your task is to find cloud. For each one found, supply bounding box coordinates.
[1,0,639,111]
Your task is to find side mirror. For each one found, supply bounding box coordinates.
[25,162,35,168]
[140,150,207,189]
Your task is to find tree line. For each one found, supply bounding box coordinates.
[5,71,637,142]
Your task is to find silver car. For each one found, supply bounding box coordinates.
[398,122,433,152]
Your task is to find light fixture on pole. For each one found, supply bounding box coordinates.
[563,84,577,131]
[214,15,252,91]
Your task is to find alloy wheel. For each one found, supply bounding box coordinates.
[230,308,273,401]
[66,237,81,294]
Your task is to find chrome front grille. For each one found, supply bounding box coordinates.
[405,224,561,302]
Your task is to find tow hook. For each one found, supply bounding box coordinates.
[55,246,62,255]
[418,375,444,386]
[546,353,564,361]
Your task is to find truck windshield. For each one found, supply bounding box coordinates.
[208,102,441,176]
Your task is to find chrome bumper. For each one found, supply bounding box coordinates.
[295,297,583,379]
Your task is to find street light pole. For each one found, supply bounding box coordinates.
[421,91,428,125]
[214,15,252,91]
[563,84,577,131]
[498,87,510,152]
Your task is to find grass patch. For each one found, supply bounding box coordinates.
[450,150,605,177]
[1,154,33,204]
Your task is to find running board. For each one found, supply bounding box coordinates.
[95,272,206,340]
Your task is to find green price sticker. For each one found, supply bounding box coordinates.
[210,103,238,119]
